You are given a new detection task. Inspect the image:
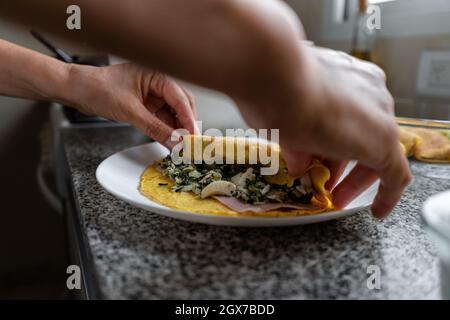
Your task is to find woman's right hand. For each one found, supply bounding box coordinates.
[238,45,412,219]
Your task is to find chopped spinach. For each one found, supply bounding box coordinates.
[158,155,313,204]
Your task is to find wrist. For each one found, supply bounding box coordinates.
[57,63,99,111]
[46,62,75,106]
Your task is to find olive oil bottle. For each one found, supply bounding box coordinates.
[351,0,376,62]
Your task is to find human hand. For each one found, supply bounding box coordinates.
[238,46,411,219]
[66,63,198,147]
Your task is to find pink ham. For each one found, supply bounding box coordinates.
[214,196,323,213]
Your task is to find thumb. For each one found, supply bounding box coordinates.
[282,150,313,178]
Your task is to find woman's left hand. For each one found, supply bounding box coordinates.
[66,63,198,147]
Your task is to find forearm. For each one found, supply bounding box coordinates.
[0,39,71,103]
[0,0,307,101]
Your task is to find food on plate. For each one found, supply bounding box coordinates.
[400,127,450,163]
[139,135,334,217]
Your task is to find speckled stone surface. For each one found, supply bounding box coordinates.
[62,126,450,300]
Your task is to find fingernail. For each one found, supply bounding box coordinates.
[164,131,182,150]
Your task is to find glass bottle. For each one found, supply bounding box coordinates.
[351,0,376,62]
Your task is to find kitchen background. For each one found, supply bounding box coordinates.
[0,0,449,298]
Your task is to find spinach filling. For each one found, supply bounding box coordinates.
[158,155,313,205]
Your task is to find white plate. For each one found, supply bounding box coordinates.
[96,143,378,227]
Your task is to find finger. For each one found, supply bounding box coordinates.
[181,87,197,117]
[134,103,177,149]
[144,96,177,128]
[282,150,313,178]
[324,159,349,191]
[163,81,196,134]
[349,123,411,218]
[175,117,183,130]
[145,96,165,113]
[371,151,412,219]
[153,105,177,129]
[150,74,197,135]
[181,87,200,134]
[332,163,378,209]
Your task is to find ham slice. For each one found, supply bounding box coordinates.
[214,196,323,213]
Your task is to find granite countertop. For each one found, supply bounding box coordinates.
[62,126,450,299]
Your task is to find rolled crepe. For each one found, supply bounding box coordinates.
[400,127,450,163]
[140,135,333,216]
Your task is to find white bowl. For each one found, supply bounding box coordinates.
[422,190,450,299]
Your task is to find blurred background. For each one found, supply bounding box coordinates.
[0,0,449,298]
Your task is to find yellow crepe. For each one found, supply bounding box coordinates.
[400,127,450,163]
[183,135,294,186]
[140,135,333,217]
